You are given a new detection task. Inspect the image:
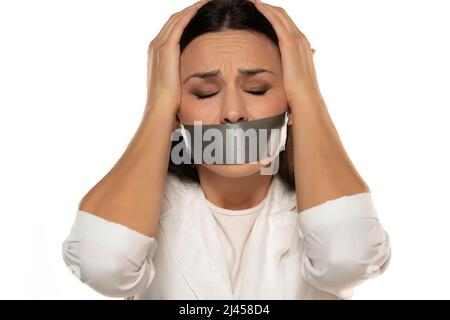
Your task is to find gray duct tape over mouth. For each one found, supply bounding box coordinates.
[172,111,288,165]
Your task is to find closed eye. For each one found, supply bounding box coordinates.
[195,89,269,100]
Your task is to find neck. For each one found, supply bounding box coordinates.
[196,166,273,210]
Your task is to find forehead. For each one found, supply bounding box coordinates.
[180,30,280,75]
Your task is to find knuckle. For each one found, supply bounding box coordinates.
[158,44,172,54]
[148,40,158,51]
[273,5,283,12]
[172,10,184,18]
[296,33,310,46]
[294,34,304,43]
[280,39,298,50]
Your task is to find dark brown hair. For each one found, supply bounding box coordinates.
[169,0,295,191]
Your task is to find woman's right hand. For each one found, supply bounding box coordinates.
[145,0,209,119]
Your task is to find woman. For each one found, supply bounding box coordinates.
[62,0,391,300]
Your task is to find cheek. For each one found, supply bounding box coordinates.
[249,88,287,117]
[179,90,218,123]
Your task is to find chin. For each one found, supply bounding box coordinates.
[200,162,267,178]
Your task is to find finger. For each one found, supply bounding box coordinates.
[262,3,297,35]
[157,0,208,44]
[270,4,302,36]
[249,0,299,34]
[251,1,313,50]
[263,3,312,49]
[159,0,208,43]
[165,0,209,45]
[250,0,291,46]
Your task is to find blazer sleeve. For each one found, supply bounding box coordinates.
[297,192,391,299]
[61,210,158,298]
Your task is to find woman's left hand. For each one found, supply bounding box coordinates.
[249,0,320,106]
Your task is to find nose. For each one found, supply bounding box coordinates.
[222,113,246,124]
[220,95,248,124]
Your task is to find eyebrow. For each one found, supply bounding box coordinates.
[183,68,276,84]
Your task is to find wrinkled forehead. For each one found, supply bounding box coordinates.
[180,30,281,80]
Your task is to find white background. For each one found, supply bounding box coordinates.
[0,0,449,299]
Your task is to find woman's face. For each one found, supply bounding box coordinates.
[179,29,289,178]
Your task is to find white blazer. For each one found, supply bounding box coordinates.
[62,172,391,300]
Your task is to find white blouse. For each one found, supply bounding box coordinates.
[62,172,392,300]
[205,196,267,298]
